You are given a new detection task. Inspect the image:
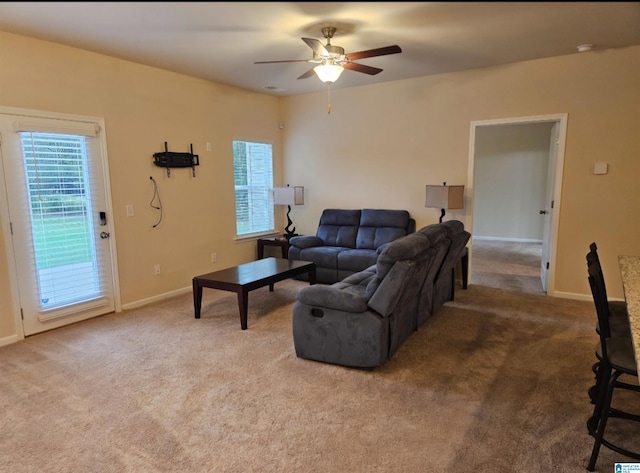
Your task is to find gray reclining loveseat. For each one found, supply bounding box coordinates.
[291,220,471,369]
[288,208,416,284]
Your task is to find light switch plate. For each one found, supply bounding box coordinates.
[594,162,608,175]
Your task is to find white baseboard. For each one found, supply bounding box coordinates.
[0,334,22,347]
[472,236,543,243]
[121,286,192,311]
[543,289,624,303]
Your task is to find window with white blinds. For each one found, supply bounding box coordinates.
[19,131,103,309]
[233,140,274,237]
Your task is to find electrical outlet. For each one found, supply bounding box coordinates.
[126,204,134,217]
[154,264,160,275]
[211,252,217,263]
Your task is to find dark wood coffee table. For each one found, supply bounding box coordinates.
[193,257,316,330]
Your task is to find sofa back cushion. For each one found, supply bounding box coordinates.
[365,231,435,356]
[316,209,361,248]
[356,209,413,250]
[415,224,451,326]
[365,231,431,302]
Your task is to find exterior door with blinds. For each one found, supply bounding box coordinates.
[0,110,118,336]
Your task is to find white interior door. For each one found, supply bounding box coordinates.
[467,114,567,295]
[0,110,118,336]
[540,122,559,291]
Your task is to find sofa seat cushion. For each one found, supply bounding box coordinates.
[339,266,377,286]
[297,283,368,313]
[295,246,344,269]
[337,249,379,272]
[297,266,376,313]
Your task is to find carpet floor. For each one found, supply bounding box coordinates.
[2,274,640,472]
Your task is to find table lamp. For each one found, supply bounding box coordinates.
[273,185,304,238]
[425,182,464,223]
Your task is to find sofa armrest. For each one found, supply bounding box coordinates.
[297,285,368,313]
[376,242,392,254]
[289,235,323,249]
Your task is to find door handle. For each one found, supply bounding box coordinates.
[539,210,548,215]
[100,232,110,239]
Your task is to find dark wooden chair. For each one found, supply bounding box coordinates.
[586,242,632,404]
[586,258,640,471]
[587,242,630,337]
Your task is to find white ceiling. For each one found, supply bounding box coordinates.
[1,2,639,97]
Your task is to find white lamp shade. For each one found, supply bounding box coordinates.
[313,64,344,83]
[425,185,464,209]
[273,186,304,205]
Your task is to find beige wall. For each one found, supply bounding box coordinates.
[0,31,284,342]
[282,45,640,300]
[1,30,639,343]
[0,221,16,340]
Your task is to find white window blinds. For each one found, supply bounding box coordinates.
[19,131,105,310]
[233,140,274,236]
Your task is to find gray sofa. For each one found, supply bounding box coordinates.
[288,209,416,284]
[291,220,471,369]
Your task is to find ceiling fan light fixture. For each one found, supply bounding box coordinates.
[313,64,344,83]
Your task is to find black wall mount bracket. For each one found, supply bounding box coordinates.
[153,142,199,177]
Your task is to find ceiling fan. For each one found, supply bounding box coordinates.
[254,26,402,84]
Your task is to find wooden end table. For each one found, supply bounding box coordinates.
[257,237,290,259]
[193,257,316,330]
[450,247,469,300]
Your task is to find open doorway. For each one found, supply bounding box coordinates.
[471,240,544,294]
[466,114,567,296]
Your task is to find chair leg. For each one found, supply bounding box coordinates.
[589,361,601,404]
[586,368,640,470]
[589,362,611,430]
[587,367,618,471]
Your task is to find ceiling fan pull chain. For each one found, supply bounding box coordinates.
[327,84,331,114]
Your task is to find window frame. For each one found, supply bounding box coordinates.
[232,139,275,239]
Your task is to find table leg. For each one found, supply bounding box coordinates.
[461,248,469,289]
[269,283,274,292]
[258,240,264,259]
[450,269,456,301]
[237,289,249,330]
[193,279,202,319]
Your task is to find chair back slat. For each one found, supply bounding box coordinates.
[588,259,612,340]
[587,242,613,319]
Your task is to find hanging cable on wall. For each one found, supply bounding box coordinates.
[149,176,163,228]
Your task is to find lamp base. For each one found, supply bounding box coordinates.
[439,208,446,223]
[283,205,297,238]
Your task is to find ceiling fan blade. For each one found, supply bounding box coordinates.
[254,59,311,64]
[302,37,329,56]
[346,45,402,61]
[297,68,316,80]
[343,62,383,76]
